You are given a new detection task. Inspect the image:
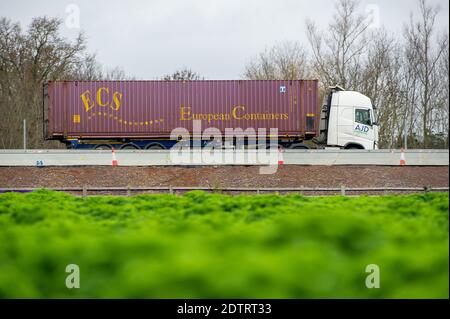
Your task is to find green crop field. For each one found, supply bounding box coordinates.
[0,190,448,298]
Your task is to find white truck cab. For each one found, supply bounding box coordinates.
[317,86,378,150]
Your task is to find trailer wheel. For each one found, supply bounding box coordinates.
[120,143,140,150]
[290,143,309,149]
[145,143,166,150]
[94,144,112,150]
[266,144,284,150]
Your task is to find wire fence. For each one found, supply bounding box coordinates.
[0,186,448,196]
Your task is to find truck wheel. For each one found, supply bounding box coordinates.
[94,144,112,150]
[345,145,363,149]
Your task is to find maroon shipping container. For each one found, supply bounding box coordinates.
[45,80,319,139]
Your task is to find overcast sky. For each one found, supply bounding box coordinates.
[1,0,449,79]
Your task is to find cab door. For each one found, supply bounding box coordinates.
[353,108,375,149]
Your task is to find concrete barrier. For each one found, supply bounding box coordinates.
[0,149,448,167]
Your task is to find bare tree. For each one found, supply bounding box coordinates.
[163,67,202,80]
[68,53,103,80]
[244,41,310,80]
[0,17,85,148]
[68,54,133,81]
[0,16,131,149]
[404,0,448,148]
[359,30,405,148]
[244,0,448,149]
[305,0,413,148]
[436,33,449,147]
[306,0,371,90]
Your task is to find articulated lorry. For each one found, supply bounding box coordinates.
[44,80,378,150]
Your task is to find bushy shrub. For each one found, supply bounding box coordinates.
[0,190,447,298]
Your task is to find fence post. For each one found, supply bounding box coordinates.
[127,185,131,196]
[82,185,87,198]
[169,185,173,195]
[340,185,346,196]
